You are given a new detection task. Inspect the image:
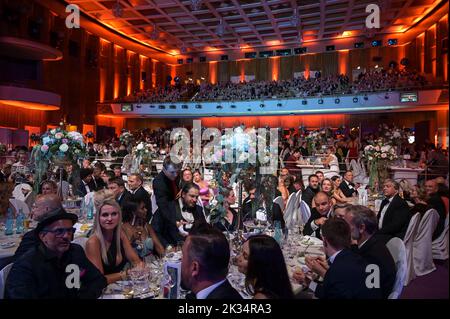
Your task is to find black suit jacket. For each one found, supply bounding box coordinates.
[315,249,382,299]
[304,208,331,240]
[13,229,38,262]
[117,190,133,209]
[428,193,447,240]
[131,186,152,221]
[75,181,90,197]
[353,234,396,299]
[91,177,107,191]
[153,171,179,220]
[151,201,205,248]
[339,180,358,198]
[206,279,243,300]
[302,186,318,209]
[377,194,411,239]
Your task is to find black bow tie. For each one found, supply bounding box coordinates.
[381,198,390,206]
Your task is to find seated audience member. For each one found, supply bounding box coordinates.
[293,218,382,299]
[434,177,449,213]
[0,162,12,182]
[241,182,257,221]
[213,187,242,232]
[92,163,107,191]
[344,205,396,299]
[111,164,125,178]
[284,148,302,175]
[302,174,320,209]
[332,203,351,219]
[339,171,358,198]
[40,180,58,195]
[5,209,106,299]
[152,183,207,247]
[409,185,431,217]
[313,178,336,207]
[85,199,142,284]
[76,168,94,197]
[13,194,62,261]
[377,179,411,239]
[100,170,115,186]
[304,192,333,239]
[293,176,304,192]
[122,198,165,258]
[193,170,211,208]
[127,173,152,220]
[424,179,447,240]
[331,175,351,204]
[181,225,242,299]
[180,168,193,190]
[108,177,132,209]
[236,234,294,299]
[315,171,325,186]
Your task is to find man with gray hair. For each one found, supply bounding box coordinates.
[377,179,411,239]
[13,194,63,261]
[344,205,396,299]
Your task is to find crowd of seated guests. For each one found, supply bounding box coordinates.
[112,66,428,103]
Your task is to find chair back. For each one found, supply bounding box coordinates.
[403,213,421,286]
[299,199,311,225]
[432,214,449,260]
[386,238,407,299]
[0,263,14,299]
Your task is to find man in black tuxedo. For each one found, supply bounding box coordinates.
[75,168,94,197]
[91,163,107,191]
[377,179,411,239]
[153,156,181,211]
[127,173,152,221]
[294,218,382,299]
[152,183,207,247]
[339,170,358,198]
[302,174,320,209]
[344,205,396,299]
[425,179,447,240]
[241,182,256,222]
[304,192,333,240]
[108,177,132,210]
[0,162,12,182]
[181,225,242,299]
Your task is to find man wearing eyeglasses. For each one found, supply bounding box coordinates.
[5,209,107,299]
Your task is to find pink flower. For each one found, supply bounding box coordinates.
[40,145,49,152]
[62,139,69,144]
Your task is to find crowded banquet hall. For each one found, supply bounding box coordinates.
[0,0,448,302]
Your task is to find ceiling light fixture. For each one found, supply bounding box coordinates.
[216,18,226,37]
[190,0,202,11]
[290,7,301,28]
[149,23,159,40]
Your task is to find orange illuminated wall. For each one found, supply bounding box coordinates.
[96,115,125,137]
[199,114,347,129]
[171,65,177,85]
[209,61,218,85]
[270,57,280,81]
[140,55,147,90]
[338,50,349,76]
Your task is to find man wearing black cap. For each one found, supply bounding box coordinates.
[5,209,107,299]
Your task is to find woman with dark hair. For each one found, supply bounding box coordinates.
[213,187,242,232]
[122,198,165,258]
[236,234,294,299]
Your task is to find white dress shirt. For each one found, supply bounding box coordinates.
[378,196,394,228]
[196,279,226,299]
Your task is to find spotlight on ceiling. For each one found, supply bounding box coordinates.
[318,99,324,104]
[149,23,159,40]
[190,0,202,11]
[353,97,358,103]
[216,18,226,37]
[335,98,340,104]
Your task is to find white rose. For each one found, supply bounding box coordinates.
[210,199,218,206]
[59,144,69,152]
[50,129,56,135]
[381,145,390,153]
[136,143,144,150]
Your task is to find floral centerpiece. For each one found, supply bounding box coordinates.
[364,138,397,190]
[31,128,86,192]
[130,142,159,173]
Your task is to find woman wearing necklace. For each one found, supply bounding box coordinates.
[122,198,165,259]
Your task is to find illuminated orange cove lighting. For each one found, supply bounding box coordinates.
[0,100,59,111]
